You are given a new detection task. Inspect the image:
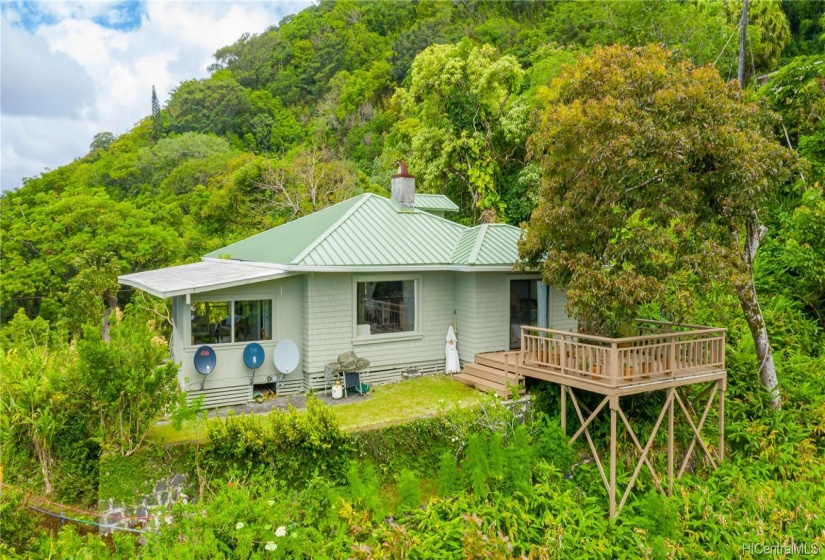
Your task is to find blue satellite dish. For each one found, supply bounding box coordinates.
[243,343,265,369]
[194,345,216,376]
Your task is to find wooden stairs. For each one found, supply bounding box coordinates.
[454,352,525,399]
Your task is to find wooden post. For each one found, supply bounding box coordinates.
[561,385,566,435]
[560,333,567,374]
[668,388,674,496]
[669,335,676,375]
[503,352,509,400]
[719,378,726,463]
[610,342,619,386]
[609,396,618,518]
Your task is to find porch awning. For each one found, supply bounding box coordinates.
[118,260,291,299]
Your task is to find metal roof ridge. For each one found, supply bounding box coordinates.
[467,224,489,266]
[291,193,373,265]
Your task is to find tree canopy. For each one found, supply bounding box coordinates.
[520,44,798,405]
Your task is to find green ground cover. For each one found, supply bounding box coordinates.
[147,375,481,445]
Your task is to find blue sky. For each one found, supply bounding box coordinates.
[0,1,311,191]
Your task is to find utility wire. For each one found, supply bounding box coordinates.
[28,505,157,535]
[714,22,741,67]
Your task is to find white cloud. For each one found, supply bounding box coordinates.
[0,0,311,191]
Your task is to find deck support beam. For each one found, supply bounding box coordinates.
[563,379,724,519]
[668,387,674,496]
[609,397,618,519]
[560,385,566,435]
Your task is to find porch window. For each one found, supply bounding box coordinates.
[191,300,272,345]
[234,300,272,342]
[356,280,416,336]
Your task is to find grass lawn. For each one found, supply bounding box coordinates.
[148,375,482,445]
[334,375,482,432]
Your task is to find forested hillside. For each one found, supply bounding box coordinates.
[2,1,825,557]
[3,0,823,331]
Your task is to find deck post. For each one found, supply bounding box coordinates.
[718,378,726,463]
[560,334,567,374]
[503,352,510,400]
[560,385,566,435]
[609,396,618,518]
[668,335,676,374]
[610,342,619,386]
[668,387,674,496]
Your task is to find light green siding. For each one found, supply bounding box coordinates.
[453,273,511,361]
[180,276,304,406]
[302,271,456,389]
[548,286,578,332]
[171,296,186,389]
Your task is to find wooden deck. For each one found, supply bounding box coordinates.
[517,320,726,396]
[463,320,728,518]
[454,352,524,398]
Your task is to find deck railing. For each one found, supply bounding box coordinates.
[520,320,726,388]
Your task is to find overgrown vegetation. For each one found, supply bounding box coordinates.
[1,0,824,557]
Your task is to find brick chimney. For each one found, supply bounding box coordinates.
[391,162,415,208]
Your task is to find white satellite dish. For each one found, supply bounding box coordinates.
[273,339,300,375]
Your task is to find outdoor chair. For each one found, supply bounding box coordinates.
[324,350,371,398]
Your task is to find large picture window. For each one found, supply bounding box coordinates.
[356,280,416,336]
[191,300,272,345]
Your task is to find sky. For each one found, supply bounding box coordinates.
[0,0,311,191]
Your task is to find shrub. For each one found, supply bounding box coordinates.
[437,451,461,497]
[396,469,421,512]
[205,394,349,485]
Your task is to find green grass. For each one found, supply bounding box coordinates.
[334,375,481,432]
[148,375,481,445]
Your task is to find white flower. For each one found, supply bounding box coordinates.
[265,541,278,551]
[235,522,245,530]
[275,526,287,537]
[267,499,275,506]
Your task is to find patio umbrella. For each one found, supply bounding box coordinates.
[446,326,460,373]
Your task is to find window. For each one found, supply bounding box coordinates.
[191,300,271,345]
[356,280,416,336]
[234,300,271,342]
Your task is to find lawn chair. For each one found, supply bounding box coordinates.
[325,351,371,398]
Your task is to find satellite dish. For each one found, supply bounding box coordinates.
[194,346,216,375]
[243,343,265,369]
[273,339,300,375]
[194,345,216,390]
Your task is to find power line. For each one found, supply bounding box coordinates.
[28,505,156,535]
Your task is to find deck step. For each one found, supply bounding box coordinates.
[463,363,522,384]
[475,353,510,369]
[454,373,510,398]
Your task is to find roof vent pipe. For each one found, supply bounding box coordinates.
[391,162,415,208]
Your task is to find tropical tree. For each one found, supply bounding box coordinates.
[389,40,529,222]
[75,308,179,455]
[520,45,797,408]
[1,345,68,494]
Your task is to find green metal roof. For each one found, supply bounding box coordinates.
[205,193,522,270]
[450,224,523,266]
[413,194,459,212]
[204,196,362,263]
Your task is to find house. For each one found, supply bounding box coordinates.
[118,166,576,407]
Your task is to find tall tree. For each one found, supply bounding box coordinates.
[520,45,798,408]
[151,85,162,141]
[388,40,528,223]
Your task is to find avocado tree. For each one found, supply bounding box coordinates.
[520,45,797,408]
